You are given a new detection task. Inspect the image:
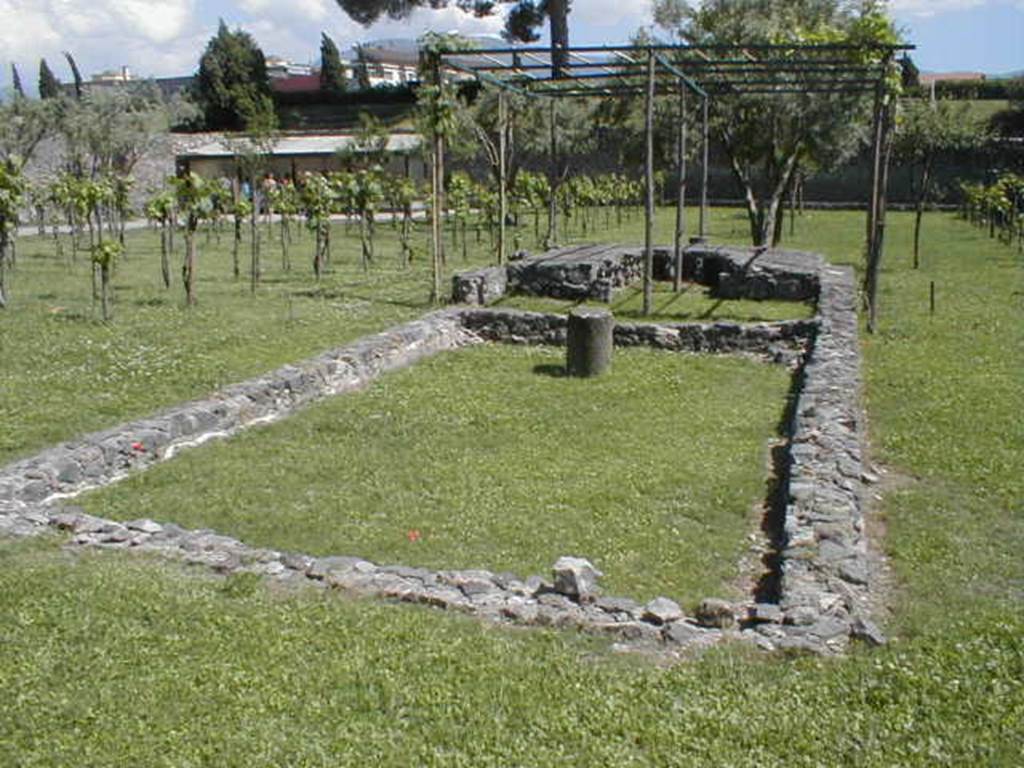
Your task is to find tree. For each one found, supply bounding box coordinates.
[989,78,1024,137]
[386,175,418,265]
[899,54,920,90]
[171,172,216,306]
[299,172,333,281]
[895,99,983,268]
[0,93,50,168]
[503,1,571,75]
[63,51,84,100]
[56,83,183,179]
[343,111,388,170]
[39,59,61,99]
[352,44,372,91]
[0,160,25,308]
[194,20,275,131]
[320,32,348,96]
[657,0,901,247]
[144,187,176,289]
[334,1,573,76]
[0,94,49,304]
[10,64,25,98]
[91,240,123,321]
[416,32,477,301]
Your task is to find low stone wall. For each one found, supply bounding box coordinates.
[507,244,644,301]
[32,508,737,652]
[459,308,815,367]
[453,244,822,306]
[659,245,821,302]
[770,266,884,647]
[452,266,508,306]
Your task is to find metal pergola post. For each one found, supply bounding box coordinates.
[674,79,687,292]
[547,100,558,248]
[699,95,709,241]
[643,49,656,316]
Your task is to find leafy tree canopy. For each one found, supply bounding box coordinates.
[654,0,901,246]
[194,20,276,131]
[335,1,571,71]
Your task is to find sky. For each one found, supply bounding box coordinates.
[1,0,1021,94]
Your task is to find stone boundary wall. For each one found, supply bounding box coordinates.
[459,308,815,367]
[772,265,883,646]
[453,244,822,306]
[506,246,644,301]
[0,250,883,655]
[679,245,820,302]
[452,266,508,306]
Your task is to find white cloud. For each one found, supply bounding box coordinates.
[1,0,200,90]
[237,0,331,24]
[568,0,653,31]
[889,0,987,17]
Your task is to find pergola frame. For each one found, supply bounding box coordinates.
[432,41,912,324]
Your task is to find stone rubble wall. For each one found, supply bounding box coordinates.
[452,244,821,306]
[673,245,822,302]
[768,265,885,649]
[28,507,736,652]
[1,250,883,655]
[452,266,508,306]
[506,246,645,302]
[459,308,815,367]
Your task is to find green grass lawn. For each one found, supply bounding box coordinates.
[1,209,1022,764]
[79,344,789,603]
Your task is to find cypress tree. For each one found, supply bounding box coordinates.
[194,20,276,131]
[39,58,61,99]
[320,32,347,96]
[63,51,83,99]
[10,64,25,97]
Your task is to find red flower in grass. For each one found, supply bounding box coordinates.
[131,441,146,452]
[406,529,422,543]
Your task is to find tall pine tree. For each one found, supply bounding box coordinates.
[194,20,276,130]
[10,64,25,98]
[63,51,83,99]
[39,58,61,99]
[320,32,347,96]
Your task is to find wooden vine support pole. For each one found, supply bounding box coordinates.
[546,100,558,249]
[865,56,896,334]
[429,55,445,305]
[642,49,656,317]
[497,90,508,266]
[673,79,688,293]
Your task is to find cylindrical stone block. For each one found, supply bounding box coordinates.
[566,308,614,378]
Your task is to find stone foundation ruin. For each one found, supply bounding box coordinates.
[0,244,884,656]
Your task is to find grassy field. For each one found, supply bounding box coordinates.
[0,206,782,465]
[1,209,1022,764]
[80,344,789,602]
